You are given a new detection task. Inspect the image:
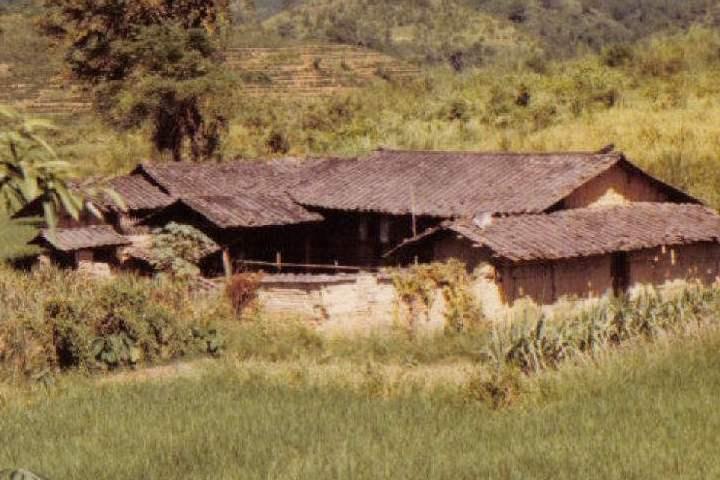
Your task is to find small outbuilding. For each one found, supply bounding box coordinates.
[30,226,131,275]
[386,203,720,307]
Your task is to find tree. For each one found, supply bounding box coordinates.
[43,0,236,162]
[0,106,81,227]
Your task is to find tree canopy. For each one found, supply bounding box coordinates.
[43,0,236,162]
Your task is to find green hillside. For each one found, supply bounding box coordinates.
[263,0,720,66]
[263,0,539,67]
[470,0,720,52]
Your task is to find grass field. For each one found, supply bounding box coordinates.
[2,327,720,479]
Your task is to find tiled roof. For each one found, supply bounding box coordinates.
[107,174,173,211]
[108,158,346,226]
[290,149,689,217]
[105,150,700,227]
[134,158,328,197]
[33,226,130,252]
[388,203,720,262]
[174,194,323,228]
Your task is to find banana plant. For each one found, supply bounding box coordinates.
[0,105,82,228]
[0,106,125,228]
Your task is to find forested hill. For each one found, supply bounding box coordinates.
[259,0,720,65]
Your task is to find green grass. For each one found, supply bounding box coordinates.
[2,329,720,479]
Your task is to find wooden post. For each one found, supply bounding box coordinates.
[276,251,282,272]
[222,247,232,279]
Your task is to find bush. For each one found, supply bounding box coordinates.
[391,260,485,335]
[0,267,227,378]
[266,129,290,154]
[226,273,262,315]
[150,222,219,279]
[601,43,634,67]
[464,367,522,409]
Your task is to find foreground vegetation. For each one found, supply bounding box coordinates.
[3,263,720,391]
[2,323,720,479]
[0,267,226,381]
[2,266,720,477]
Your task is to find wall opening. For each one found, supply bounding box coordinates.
[612,252,629,295]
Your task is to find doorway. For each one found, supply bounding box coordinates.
[611,252,630,296]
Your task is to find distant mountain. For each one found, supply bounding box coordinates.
[263,0,539,68]
[261,0,720,66]
[468,0,720,52]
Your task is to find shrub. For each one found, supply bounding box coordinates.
[445,99,470,121]
[464,367,522,409]
[0,267,228,379]
[239,71,273,85]
[150,222,219,279]
[374,66,392,81]
[601,43,634,67]
[266,129,290,154]
[392,260,484,334]
[226,273,262,315]
[46,298,93,368]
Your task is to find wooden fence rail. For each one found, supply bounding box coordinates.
[233,259,381,273]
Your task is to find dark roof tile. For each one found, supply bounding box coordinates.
[389,204,720,262]
[107,174,173,211]
[176,194,323,228]
[462,204,720,261]
[291,149,626,216]
[33,226,130,252]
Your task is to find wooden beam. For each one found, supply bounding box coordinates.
[222,248,232,279]
[236,259,378,273]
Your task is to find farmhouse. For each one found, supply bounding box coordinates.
[17,147,720,311]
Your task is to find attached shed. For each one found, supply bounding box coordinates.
[31,226,131,275]
[387,203,720,307]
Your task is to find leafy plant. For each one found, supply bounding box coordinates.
[0,266,228,377]
[150,222,219,279]
[0,106,80,227]
[0,470,50,480]
[392,260,484,334]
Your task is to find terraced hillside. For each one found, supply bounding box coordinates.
[0,69,92,116]
[227,44,420,96]
[0,44,419,116]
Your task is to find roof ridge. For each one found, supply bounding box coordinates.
[470,202,710,221]
[374,148,622,157]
